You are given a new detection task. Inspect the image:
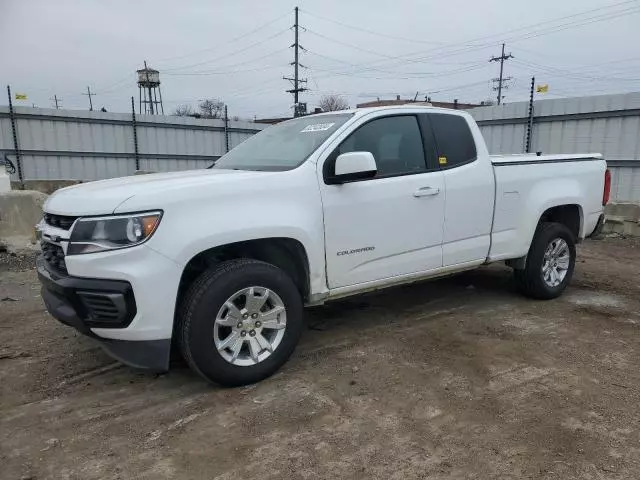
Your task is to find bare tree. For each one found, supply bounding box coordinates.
[318,95,349,112]
[173,104,194,116]
[198,98,225,119]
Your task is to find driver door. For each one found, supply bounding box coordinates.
[318,114,445,289]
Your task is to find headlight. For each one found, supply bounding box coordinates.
[68,211,162,255]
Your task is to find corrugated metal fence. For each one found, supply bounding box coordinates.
[470,92,640,203]
[0,106,264,182]
[4,94,640,203]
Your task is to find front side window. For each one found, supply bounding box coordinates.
[429,113,477,168]
[335,115,427,177]
[214,114,353,171]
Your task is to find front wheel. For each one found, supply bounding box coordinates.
[178,259,303,386]
[514,222,576,300]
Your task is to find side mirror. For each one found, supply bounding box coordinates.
[329,151,377,184]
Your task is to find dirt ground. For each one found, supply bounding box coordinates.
[1,236,640,480]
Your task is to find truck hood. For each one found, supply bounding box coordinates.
[44,169,268,215]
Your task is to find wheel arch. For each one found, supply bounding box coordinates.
[175,237,311,316]
[537,203,583,241]
[507,203,583,270]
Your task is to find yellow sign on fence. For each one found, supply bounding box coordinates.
[15,93,28,100]
[536,84,549,93]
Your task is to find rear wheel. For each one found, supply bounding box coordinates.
[178,259,303,386]
[514,222,576,300]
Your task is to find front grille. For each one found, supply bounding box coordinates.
[41,241,67,274]
[44,213,78,230]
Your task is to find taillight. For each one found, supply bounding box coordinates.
[603,169,611,206]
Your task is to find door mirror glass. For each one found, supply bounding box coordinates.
[330,151,377,184]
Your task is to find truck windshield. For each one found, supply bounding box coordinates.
[213,113,353,171]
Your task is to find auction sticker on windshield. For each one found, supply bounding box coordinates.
[301,123,335,133]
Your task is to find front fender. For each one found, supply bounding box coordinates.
[138,173,327,297]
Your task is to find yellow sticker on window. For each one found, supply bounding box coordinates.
[438,156,447,165]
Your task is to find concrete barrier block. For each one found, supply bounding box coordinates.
[605,202,640,221]
[0,191,48,244]
[12,180,82,195]
[0,171,10,193]
[603,202,640,236]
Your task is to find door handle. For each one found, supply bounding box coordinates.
[413,186,440,197]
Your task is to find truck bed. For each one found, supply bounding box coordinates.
[488,152,606,262]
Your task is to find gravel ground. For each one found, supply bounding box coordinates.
[1,236,639,479]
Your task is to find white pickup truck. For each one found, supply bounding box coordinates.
[37,106,609,385]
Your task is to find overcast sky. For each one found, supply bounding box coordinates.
[2,0,639,118]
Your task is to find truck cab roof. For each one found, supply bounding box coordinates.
[312,104,470,118]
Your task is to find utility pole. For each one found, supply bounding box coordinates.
[52,95,61,109]
[82,87,95,112]
[83,86,95,111]
[489,43,513,105]
[284,6,307,116]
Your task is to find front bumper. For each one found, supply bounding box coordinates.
[37,257,170,371]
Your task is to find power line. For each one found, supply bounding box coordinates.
[306,60,488,80]
[427,80,493,95]
[164,78,286,106]
[300,8,444,46]
[304,79,493,100]
[162,48,289,75]
[94,73,136,95]
[400,6,640,69]
[164,64,286,77]
[306,1,640,75]
[303,0,637,63]
[509,46,640,76]
[154,11,291,65]
[90,17,293,97]
[511,58,640,82]
[306,49,482,69]
[162,27,291,72]
[305,28,415,62]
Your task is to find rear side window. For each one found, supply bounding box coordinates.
[336,115,426,177]
[429,114,477,168]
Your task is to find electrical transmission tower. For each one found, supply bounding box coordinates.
[283,6,307,117]
[489,43,513,105]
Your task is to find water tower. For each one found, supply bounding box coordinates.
[137,61,164,115]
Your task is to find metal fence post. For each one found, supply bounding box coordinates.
[525,76,535,153]
[131,96,140,171]
[224,105,230,153]
[7,85,24,187]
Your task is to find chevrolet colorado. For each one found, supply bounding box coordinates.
[36,106,609,385]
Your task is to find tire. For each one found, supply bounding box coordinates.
[178,259,303,386]
[514,222,576,300]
